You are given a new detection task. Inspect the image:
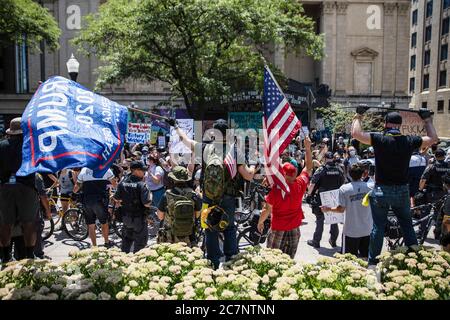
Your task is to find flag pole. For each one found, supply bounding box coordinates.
[127,106,169,120]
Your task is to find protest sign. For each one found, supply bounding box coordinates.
[126,122,151,144]
[399,111,426,136]
[320,189,345,224]
[170,119,194,154]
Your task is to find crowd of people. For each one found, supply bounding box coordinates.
[1,108,450,269]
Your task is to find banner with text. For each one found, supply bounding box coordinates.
[18,76,128,177]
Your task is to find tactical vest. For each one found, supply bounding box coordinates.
[166,187,195,237]
[119,175,146,216]
[427,161,450,190]
[317,164,345,193]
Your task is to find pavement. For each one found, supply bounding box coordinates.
[42,203,441,264]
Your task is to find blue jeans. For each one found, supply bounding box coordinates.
[369,184,417,263]
[203,195,237,269]
[151,187,165,207]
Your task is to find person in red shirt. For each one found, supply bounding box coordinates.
[257,136,313,258]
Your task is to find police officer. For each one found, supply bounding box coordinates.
[157,166,201,245]
[419,148,450,239]
[307,151,345,248]
[419,149,449,202]
[113,161,151,253]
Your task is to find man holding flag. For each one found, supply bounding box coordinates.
[0,76,128,257]
[167,118,257,269]
[256,65,312,258]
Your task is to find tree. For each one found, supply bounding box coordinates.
[0,0,61,51]
[316,103,384,134]
[73,0,324,118]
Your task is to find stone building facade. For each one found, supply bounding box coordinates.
[0,0,414,133]
[408,0,450,138]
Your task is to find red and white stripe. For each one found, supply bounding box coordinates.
[263,68,301,194]
[224,143,237,179]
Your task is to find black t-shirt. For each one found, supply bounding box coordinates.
[0,136,35,188]
[311,163,345,193]
[370,132,422,185]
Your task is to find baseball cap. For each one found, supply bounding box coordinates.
[130,161,148,171]
[385,112,402,125]
[282,162,297,176]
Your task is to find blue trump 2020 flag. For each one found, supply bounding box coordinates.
[17,76,128,178]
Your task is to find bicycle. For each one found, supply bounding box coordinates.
[236,182,270,224]
[385,195,448,251]
[47,188,76,228]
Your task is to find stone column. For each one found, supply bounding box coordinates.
[381,2,397,96]
[335,2,348,95]
[396,2,410,95]
[320,1,336,93]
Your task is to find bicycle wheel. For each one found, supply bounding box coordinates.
[42,218,55,241]
[112,218,124,239]
[62,208,89,241]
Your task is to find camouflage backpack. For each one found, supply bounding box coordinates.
[166,188,195,237]
[203,144,225,203]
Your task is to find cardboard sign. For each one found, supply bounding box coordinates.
[399,111,426,136]
[170,119,194,154]
[320,189,345,224]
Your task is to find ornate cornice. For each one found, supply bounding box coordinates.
[322,1,336,15]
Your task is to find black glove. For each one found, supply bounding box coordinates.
[164,117,178,127]
[418,109,432,120]
[356,104,370,115]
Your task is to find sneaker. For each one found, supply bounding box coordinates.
[329,239,337,248]
[307,240,320,248]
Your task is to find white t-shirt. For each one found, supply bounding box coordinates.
[77,168,114,195]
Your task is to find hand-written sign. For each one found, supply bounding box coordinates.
[170,119,194,154]
[320,189,345,224]
[399,111,426,136]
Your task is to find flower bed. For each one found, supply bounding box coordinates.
[0,244,449,300]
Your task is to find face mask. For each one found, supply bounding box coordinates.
[349,150,356,157]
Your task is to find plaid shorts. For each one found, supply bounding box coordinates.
[266,227,301,259]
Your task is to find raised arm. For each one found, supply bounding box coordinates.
[419,111,439,149]
[351,113,371,145]
[302,136,313,176]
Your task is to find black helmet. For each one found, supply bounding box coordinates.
[205,206,230,232]
[212,119,229,137]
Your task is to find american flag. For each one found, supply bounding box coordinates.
[224,143,237,178]
[262,65,302,193]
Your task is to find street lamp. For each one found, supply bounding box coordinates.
[66,53,79,82]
